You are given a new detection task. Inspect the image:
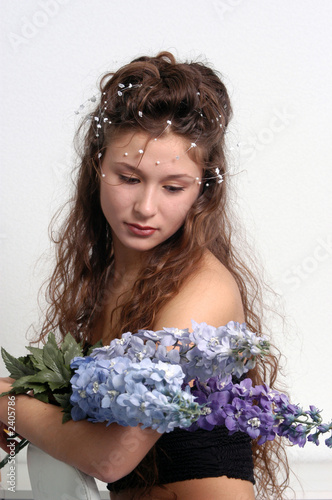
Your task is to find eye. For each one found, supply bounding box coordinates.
[119,174,140,184]
[164,185,185,193]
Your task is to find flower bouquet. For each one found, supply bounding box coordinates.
[1,321,331,468]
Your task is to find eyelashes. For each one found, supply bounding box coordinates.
[164,186,185,193]
[118,175,185,193]
[118,174,139,184]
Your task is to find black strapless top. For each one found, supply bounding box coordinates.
[107,425,254,492]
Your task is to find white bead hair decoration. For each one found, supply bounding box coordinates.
[75,82,233,186]
[195,168,226,187]
[185,142,197,153]
[117,83,142,96]
[215,168,224,184]
[75,80,229,145]
[74,95,97,115]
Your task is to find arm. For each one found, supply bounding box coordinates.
[0,252,245,485]
[0,378,160,483]
[150,252,255,499]
[153,250,245,330]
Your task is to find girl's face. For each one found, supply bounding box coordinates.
[99,130,202,255]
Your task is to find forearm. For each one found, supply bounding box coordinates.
[0,391,159,482]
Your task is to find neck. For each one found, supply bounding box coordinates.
[111,238,144,289]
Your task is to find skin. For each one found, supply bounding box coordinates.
[99,130,203,273]
[0,131,255,499]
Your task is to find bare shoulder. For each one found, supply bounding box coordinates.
[153,250,245,330]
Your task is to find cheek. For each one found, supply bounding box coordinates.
[100,188,112,215]
[164,197,196,227]
[100,187,128,217]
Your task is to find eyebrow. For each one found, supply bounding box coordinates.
[114,162,195,180]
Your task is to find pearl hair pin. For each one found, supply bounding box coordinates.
[194,168,226,187]
[75,79,229,143]
[117,83,142,97]
[77,83,232,187]
[185,143,197,153]
[215,168,224,184]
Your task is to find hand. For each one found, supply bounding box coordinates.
[0,377,14,394]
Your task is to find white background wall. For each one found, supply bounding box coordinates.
[0,0,331,498]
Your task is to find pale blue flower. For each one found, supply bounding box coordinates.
[67,322,332,448]
[136,329,164,342]
[154,344,181,364]
[160,327,191,349]
[126,337,156,362]
[91,332,133,359]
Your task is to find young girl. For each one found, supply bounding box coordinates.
[0,52,288,499]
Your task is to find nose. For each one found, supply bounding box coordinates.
[133,185,158,219]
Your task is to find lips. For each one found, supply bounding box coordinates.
[130,224,156,230]
[125,223,157,236]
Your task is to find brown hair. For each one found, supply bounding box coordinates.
[39,52,289,498]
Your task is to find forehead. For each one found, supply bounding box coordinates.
[106,130,203,176]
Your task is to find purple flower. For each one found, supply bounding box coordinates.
[318,423,331,432]
[256,413,277,444]
[325,435,332,448]
[231,378,253,399]
[308,406,321,423]
[223,398,248,434]
[238,406,262,439]
[66,324,332,448]
[279,424,307,447]
[251,384,277,411]
[308,432,320,446]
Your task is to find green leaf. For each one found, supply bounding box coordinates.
[53,392,73,423]
[62,411,72,424]
[26,346,46,371]
[0,386,31,397]
[1,348,36,379]
[42,333,72,383]
[27,368,70,391]
[61,333,83,366]
[42,333,62,369]
[53,392,71,408]
[11,376,48,394]
[0,390,15,397]
[34,392,49,403]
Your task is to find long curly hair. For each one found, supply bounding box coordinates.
[38,52,290,498]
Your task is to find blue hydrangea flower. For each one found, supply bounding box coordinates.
[159,327,191,348]
[126,337,156,362]
[68,323,331,448]
[90,332,133,359]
